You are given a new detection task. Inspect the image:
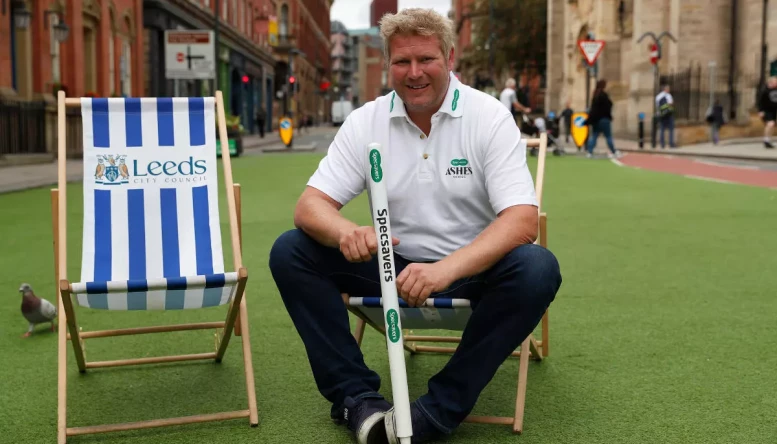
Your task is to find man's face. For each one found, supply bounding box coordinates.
[388,34,454,114]
[768,78,777,89]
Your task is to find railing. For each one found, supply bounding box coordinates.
[660,64,760,123]
[0,99,47,156]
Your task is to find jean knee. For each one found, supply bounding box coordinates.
[508,244,562,303]
[268,228,309,275]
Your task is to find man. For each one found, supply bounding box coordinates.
[758,76,777,149]
[560,100,574,144]
[655,84,675,148]
[269,8,562,444]
[499,77,531,124]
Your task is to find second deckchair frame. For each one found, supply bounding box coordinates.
[52,91,257,443]
[346,134,550,435]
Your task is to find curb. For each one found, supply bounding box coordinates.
[617,146,777,163]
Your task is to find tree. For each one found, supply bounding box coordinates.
[459,0,547,87]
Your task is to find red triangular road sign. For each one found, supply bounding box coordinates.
[578,40,605,66]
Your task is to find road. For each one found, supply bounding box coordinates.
[244,125,339,155]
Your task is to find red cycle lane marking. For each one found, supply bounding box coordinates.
[618,153,777,189]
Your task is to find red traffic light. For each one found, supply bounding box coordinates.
[289,76,296,84]
[320,81,331,91]
[242,75,249,83]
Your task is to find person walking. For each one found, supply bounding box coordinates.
[758,76,777,149]
[706,100,725,145]
[255,107,266,138]
[585,80,621,158]
[655,84,676,148]
[499,78,531,126]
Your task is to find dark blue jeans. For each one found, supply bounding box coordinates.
[586,118,616,154]
[268,228,562,434]
[659,117,675,148]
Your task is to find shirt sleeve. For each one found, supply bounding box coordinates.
[482,112,539,214]
[306,112,366,206]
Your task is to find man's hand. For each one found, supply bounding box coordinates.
[760,111,765,118]
[339,226,399,263]
[396,263,457,307]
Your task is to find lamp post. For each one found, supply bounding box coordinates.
[44,10,69,88]
[3,0,31,29]
[637,31,677,148]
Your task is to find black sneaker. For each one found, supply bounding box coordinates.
[336,396,392,444]
[765,141,774,149]
[384,401,447,444]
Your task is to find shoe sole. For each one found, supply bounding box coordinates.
[358,411,390,444]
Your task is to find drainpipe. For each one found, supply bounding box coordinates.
[729,0,738,120]
[760,0,769,92]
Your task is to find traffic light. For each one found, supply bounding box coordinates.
[289,76,297,93]
[289,76,296,84]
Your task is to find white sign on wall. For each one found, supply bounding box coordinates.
[165,30,216,80]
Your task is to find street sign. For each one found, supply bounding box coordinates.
[571,112,589,149]
[578,40,605,66]
[165,30,215,80]
[649,43,659,65]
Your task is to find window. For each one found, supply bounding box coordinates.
[280,4,288,38]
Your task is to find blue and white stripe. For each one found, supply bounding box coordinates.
[347,297,473,331]
[74,97,232,310]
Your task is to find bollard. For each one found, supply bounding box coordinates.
[638,112,645,149]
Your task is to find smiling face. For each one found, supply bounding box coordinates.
[388,34,454,116]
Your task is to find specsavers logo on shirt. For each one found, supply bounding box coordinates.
[446,158,473,178]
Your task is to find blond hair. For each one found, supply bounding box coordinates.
[378,8,456,63]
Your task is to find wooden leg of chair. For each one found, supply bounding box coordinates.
[354,318,366,347]
[234,184,243,338]
[513,339,531,434]
[53,189,68,443]
[58,295,68,443]
[238,296,258,426]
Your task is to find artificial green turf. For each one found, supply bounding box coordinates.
[2,153,776,443]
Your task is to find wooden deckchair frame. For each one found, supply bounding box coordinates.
[52,91,257,443]
[346,134,550,435]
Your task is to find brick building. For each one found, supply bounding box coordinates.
[370,0,397,27]
[351,27,391,106]
[1,0,143,100]
[546,0,776,144]
[143,0,278,135]
[265,0,333,126]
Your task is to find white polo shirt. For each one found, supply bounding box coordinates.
[307,72,538,262]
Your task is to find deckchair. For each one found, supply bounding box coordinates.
[345,134,550,435]
[52,91,257,443]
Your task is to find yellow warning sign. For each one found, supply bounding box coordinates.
[570,112,589,149]
[279,117,293,147]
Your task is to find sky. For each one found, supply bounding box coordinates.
[330,0,452,30]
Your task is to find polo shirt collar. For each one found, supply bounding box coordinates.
[388,71,464,119]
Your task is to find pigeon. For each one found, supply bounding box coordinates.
[19,283,57,337]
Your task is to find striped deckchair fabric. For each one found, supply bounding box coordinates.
[53,91,257,443]
[73,97,237,310]
[347,297,472,330]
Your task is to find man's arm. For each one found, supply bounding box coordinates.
[438,205,537,281]
[294,187,356,248]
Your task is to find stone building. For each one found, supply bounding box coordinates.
[546,0,775,143]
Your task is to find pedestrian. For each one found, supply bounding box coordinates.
[268,7,561,444]
[758,76,777,149]
[655,84,675,148]
[561,100,573,144]
[499,78,531,126]
[255,107,266,138]
[585,79,621,158]
[705,99,725,145]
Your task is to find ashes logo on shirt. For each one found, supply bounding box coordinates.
[446,158,473,178]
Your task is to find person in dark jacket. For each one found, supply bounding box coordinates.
[758,76,777,148]
[706,100,725,145]
[585,80,621,158]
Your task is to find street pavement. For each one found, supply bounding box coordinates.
[0,125,340,195]
[3,125,776,195]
